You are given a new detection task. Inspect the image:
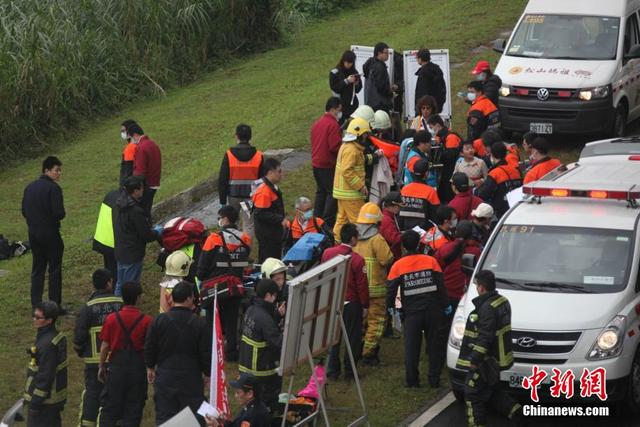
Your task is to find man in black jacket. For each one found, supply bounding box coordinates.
[252,158,287,262]
[415,49,447,113]
[73,269,122,427]
[363,42,394,112]
[25,301,67,427]
[239,279,283,413]
[113,175,160,296]
[22,156,66,309]
[145,281,212,426]
[219,124,264,238]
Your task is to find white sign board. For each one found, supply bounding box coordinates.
[351,45,394,108]
[403,49,452,122]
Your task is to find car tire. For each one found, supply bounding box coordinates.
[612,103,628,138]
[453,388,465,403]
[624,346,640,414]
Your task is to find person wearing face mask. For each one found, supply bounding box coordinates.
[119,119,139,186]
[426,115,463,203]
[470,60,502,107]
[239,279,284,414]
[329,51,362,122]
[421,205,457,255]
[285,196,333,252]
[126,121,161,216]
[197,205,251,361]
[476,142,522,219]
[466,81,500,142]
[455,270,522,427]
[415,49,447,114]
[311,98,343,227]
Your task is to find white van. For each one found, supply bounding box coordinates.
[446,143,640,409]
[494,0,640,138]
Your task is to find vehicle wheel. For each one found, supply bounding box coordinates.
[612,103,628,138]
[625,346,640,414]
[453,388,465,403]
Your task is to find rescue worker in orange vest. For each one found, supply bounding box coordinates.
[354,203,394,366]
[387,230,449,388]
[466,81,500,142]
[219,124,264,238]
[426,115,463,203]
[421,205,457,255]
[476,142,522,219]
[399,158,441,231]
[197,205,251,361]
[523,137,562,184]
[253,158,288,263]
[120,120,139,186]
[285,196,333,252]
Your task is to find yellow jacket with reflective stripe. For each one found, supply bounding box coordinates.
[355,234,394,298]
[333,141,366,200]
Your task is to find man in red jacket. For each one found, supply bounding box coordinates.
[125,121,161,216]
[448,172,482,221]
[311,97,343,227]
[323,223,369,380]
[379,191,403,260]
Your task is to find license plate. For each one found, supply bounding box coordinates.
[530,122,553,134]
[501,371,551,389]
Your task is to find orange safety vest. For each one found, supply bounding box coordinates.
[421,226,452,252]
[227,150,263,198]
[505,144,520,169]
[439,132,463,150]
[291,216,325,239]
[472,138,487,158]
[122,142,138,162]
[523,157,562,184]
[399,182,440,222]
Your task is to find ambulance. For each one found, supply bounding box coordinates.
[494,0,640,137]
[447,137,640,410]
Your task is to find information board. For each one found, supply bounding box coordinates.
[351,45,394,109]
[403,49,452,122]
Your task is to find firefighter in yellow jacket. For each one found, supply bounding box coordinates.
[332,117,371,241]
[354,202,394,365]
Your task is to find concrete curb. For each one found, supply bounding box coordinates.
[397,387,453,427]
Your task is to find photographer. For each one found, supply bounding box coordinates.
[329,50,362,122]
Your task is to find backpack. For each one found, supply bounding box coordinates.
[0,235,11,260]
[161,217,206,251]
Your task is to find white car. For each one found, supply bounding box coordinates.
[447,148,640,410]
[494,0,640,137]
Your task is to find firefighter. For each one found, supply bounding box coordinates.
[73,269,123,427]
[93,188,119,280]
[219,124,264,238]
[387,231,449,388]
[97,281,153,427]
[145,281,212,426]
[523,137,562,184]
[399,158,441,231]
[456,270,522,426]
[422,205,456,254]
[253,157,287,262]
[476,142,522,219]
[239,279,284,413]
[197,205,251,361]
[332,117,371,241]
[119,120,139,186]
[354,203,394,366]
[285,196,333,252]
[158,250,193,313]
[24,301,67,427]
[466,81,500,142]
[425,115,463,203]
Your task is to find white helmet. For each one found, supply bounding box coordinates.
[373,110,391,130]
[261,258,287,278]
[350,105,375,127]
[165,251,193,277]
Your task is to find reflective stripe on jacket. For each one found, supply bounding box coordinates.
[227,150,263,198]
[333,141,366,200]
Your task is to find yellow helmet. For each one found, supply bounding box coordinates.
[261,257,287,278]
[343,117,371,142]
[357,202,382,224]
[373,110,391,130]
[165,251,193,277]
[350,105,375,125]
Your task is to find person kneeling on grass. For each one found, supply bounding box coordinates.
[205,373,270,427]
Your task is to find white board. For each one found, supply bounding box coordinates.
[351,45,394,109]
[279,254,350,376]
[403,49,452,122]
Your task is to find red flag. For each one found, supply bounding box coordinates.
[210,291,230,418]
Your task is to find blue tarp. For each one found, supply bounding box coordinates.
[283,233,325,262]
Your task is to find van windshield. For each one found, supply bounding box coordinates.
[481,225,633,293]
[507,15,620,60]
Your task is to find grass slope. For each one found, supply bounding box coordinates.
[0,0,527,425]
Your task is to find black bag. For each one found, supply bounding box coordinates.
[0,235,12,260]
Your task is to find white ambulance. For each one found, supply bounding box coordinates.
[447,138,640,410]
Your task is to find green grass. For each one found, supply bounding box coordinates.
[0,0,530,425]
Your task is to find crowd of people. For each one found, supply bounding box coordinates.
[19,43,566,427]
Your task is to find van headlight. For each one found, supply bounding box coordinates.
[579,85,610,101]
[499,86,510,97]
[449,316,466,349]
[586,315,626,360]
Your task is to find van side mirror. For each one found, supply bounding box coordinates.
[461,254,477,276]
[625,44,640,61]
[492,38,506,53]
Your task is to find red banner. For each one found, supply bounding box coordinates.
[210,292,230,418]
